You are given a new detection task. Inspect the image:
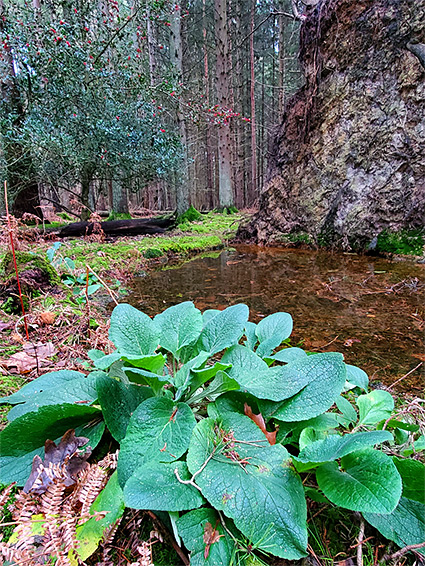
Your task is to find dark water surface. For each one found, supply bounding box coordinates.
[129,245,424,393]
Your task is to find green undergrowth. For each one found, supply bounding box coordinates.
[106,211,132,221]
[0,374,26,428]
[375,229,425,256]
[278,232,313,246]
[177,210,242,235]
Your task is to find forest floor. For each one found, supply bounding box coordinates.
[0,211,423,566]
[0,211,245,427]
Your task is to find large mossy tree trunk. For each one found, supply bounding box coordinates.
[240,0,425,251]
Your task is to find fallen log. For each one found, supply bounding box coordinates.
[58,216,175,238]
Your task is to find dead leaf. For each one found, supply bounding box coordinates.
[0,321,12,332]
[244,403,277,445]
[343,338,361,347]
[23,429,91,494]
[203,520,224,559]
[6,342,58,373]
[38,311,56,325]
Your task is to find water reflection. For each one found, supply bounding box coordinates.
[129,245,424,392]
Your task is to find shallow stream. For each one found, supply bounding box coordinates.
[129,245,424,393]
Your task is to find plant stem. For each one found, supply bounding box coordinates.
[4,180,29,340]
[357,517,365,566]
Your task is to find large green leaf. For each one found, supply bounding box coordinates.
[356,390,394,426]
[223,345,311,401]
[316,448,402,513]
[261,353,346,421]
[76,472,125,561]
[188,371,240,404]
[109,303,159,356]
[345,364,369,391]
[364,458,425,555]
[123,353,166,374]
[0,370,97,421]
[266,347,308,364]
[197,304,249,355]
[255,312,293,358]
[186,414,308,560]
[0,404,102,486]
[118,397,196,487]
[364,498,425,556]
[177,508,237,566]
[154,301,203,358]
[393,457,425,504]
[123,461,204,511]
[96,375,153,442]
[297,430,393,463]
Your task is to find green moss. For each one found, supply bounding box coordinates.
[279,232,313,245]
[57,212,74,222]
[177,205,202,224]
[143,247,164,259]
[107,211,132,221]
[375,229,425,256]
[1,251,61,286]
[0,374,26,429]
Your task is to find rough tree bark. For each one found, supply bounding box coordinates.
[240,0,425,251]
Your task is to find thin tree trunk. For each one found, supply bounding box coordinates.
[215,0,234,208]
[203,0,214,209]
[278,1,286,121]
[170,5,189,214]
[249,0,257,204]
[146,1,157,86]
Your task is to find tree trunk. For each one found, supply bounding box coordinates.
[0,0,41,218]
[215,0,234,208]
[249,0,257,203]
[170,5,190,214]
[80,171,92,221]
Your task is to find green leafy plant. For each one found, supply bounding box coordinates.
[0,302,424,564]
[46,243,101,303]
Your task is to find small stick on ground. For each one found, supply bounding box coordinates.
[387,362,423,391]
[357,517,365,566]
[379,541,425,564]
[86,264,119,305]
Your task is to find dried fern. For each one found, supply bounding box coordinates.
[0,432,119,565]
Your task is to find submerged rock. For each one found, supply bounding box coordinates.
[241,0,425,251]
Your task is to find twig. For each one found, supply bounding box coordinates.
[387,362,423,391]
[357,517,365,566]
[379,541,425,564]
[86,265,119,306]
[174,447,217,491]
[4,181,29,340]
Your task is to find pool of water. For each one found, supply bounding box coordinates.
[129,245,424,393]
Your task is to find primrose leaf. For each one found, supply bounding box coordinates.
[202,309,220,325]
[264,352,346,420]
[154,301,203,358]
[266,347,308,364]
[96,375,153,442]
[118,397,196,487]
[124,461,204,511]
[255,312,293,357]
[188,371,240,404]
[0,404,102,486]
[364,498,425,556]
[335,395,357,425]
[186,414,308,560]
[356,390,394,426]
[393,457,425,504]
[177,508,236,566]
[122,353,166,374]
[345,364,369,391]
[109,303,159,356]
[223,345,314,401]
[363,457,425,555]
[75,472,125,561]
[0,370,97,421]
[197,304,249,355]
[94,353,122,370]
[297,430,393,463]
[244,321,258,350]
[316,448,402,513]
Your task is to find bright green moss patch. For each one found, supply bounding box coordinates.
[375,229,425,256]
